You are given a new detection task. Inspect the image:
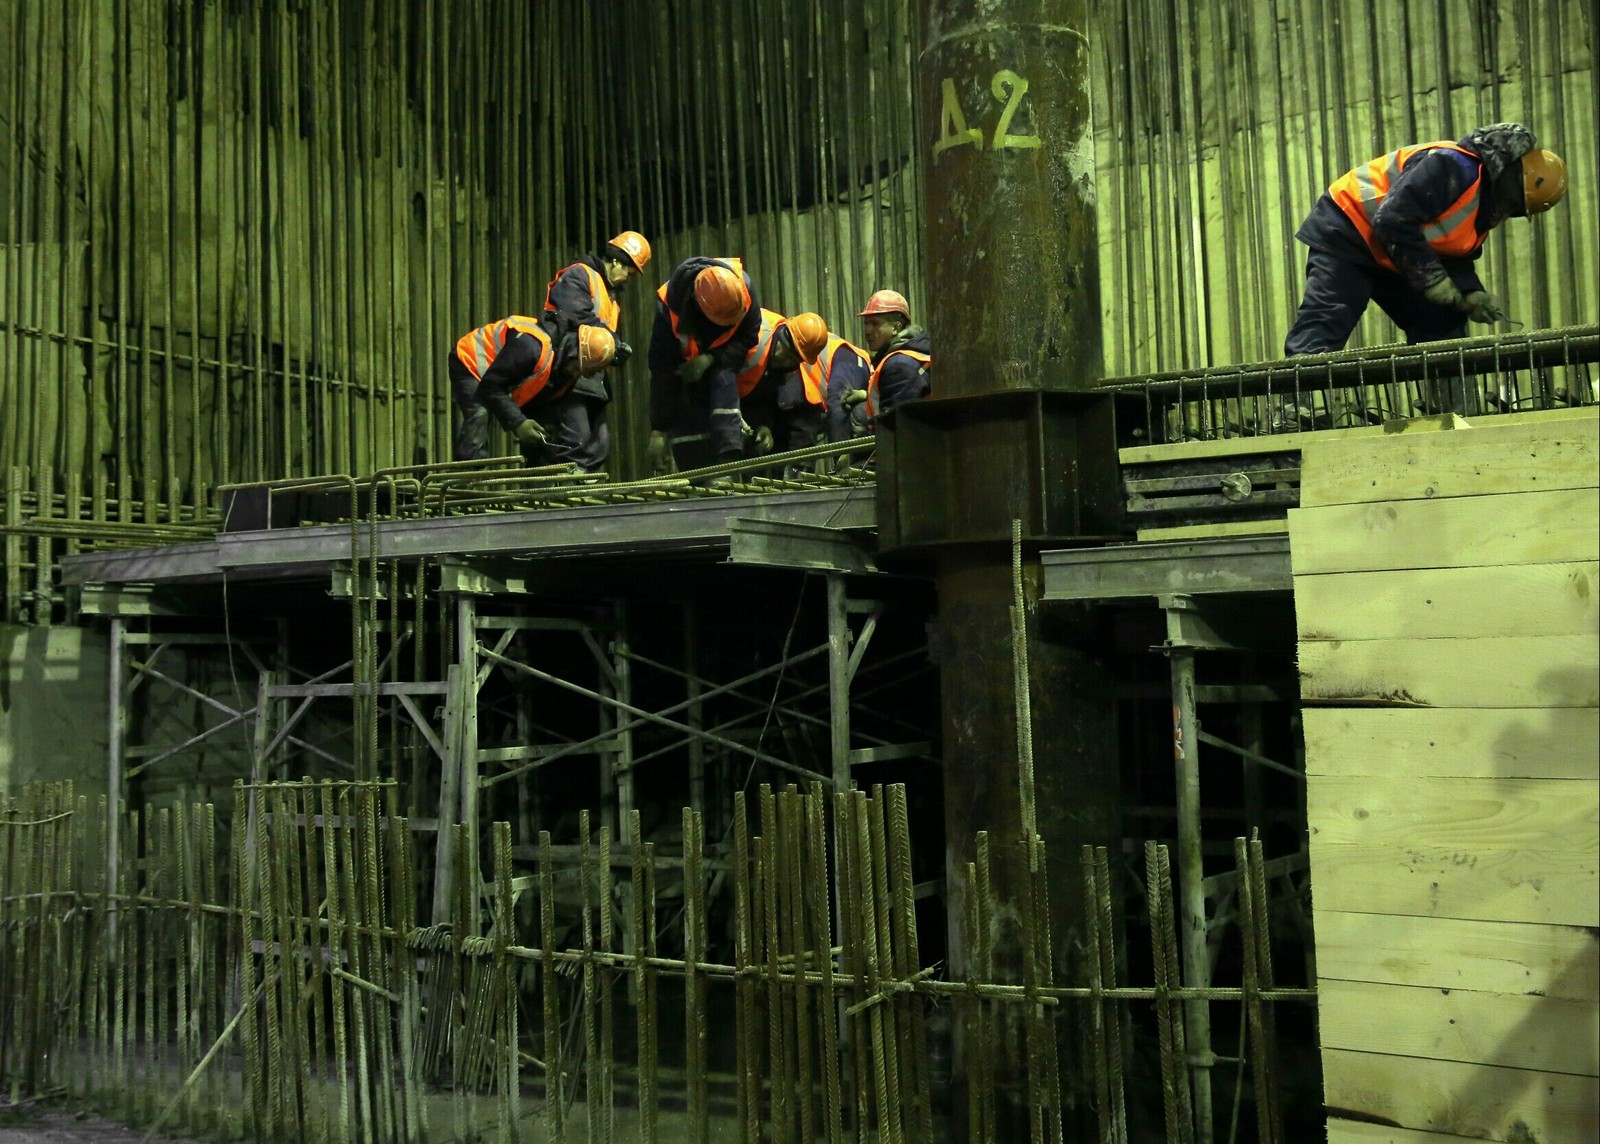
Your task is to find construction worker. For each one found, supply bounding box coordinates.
[1284,123,1567,357]
[449,315,616,463]
[839,289,932,433]
[539,231,652,472]
[646,256,762,473]
[735,310,831,464]
[808,334,873,443]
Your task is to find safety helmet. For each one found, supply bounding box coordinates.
[784,312,829,364]
[858,289,911,321]
[608,230,651,273]
[1522,150,1567,215]
[577,324,616,373]
[694,266,749,326]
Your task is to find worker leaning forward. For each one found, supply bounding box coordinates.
[1284,122,1567,415]
[841,289,932,435]
[811,334,872,445]
[540,230,652,472]
[646,256,762,475]
[448,314,616,464]
[735,309,830,472]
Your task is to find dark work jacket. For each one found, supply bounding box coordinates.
[647,256,762,432]
[870,326,933,415]
[464,316,580,432]
[1296,145,1506,290]
[544,253,624,403]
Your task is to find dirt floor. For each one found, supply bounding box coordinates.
[0,1109,184,1144]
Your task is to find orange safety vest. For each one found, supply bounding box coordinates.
[656,257,749,357]
[544,263,621,332]
[799,335,868,409]
[865,348,931,419]
[1329,141,1486,271]
[453,316,557,407]
[734,308,785,396]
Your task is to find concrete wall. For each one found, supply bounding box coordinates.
[0,624,109,795]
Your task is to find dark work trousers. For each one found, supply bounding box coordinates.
[449,352,495,461]
[1283,248,1485,415]
[538,391,610,472]
[664,365,745,472]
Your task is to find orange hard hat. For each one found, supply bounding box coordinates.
[785,312,829,364]
[1522,149,1567,215]
[608,230,651,272]
[577,324,616,373]
[858,289,911,320]
[694,265,749,326]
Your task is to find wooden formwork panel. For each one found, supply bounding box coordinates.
[1288,487,1599,574]
[1313,911,1598,999]
[1308,775,1599,851]
[1298,634,1600,708]
[1323,1051,1599,1144]
[1300,412,1598,507]
[1317,979,1598,1076]
[1303,707,1600,780]
[1294,561,1599,641]
[1306,839,1598,927]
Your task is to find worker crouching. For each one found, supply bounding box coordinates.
[736,310,831,472]
[448,315,616,464]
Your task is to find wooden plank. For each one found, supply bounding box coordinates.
[1135,517,1288,542]
[1307,838,1599,927]
[1314,911,1599,999]
[1287,487,1599,574]
[1318,979,1599,1075]
[1295,561,1599,641]
[1324,1054,1599,1143]
[1302,707,1600,780]
[1301,411,1598,507]
[1298,635,1599,708]
[1308,775,1598,852]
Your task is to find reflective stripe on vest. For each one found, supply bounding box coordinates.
[734,309,784,396]
[865,348,931,418]
[1328,141,1484,270]
[545,263,621,332]
[655,257,748,357]
[453,316,555,406]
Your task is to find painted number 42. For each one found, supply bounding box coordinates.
[933,70,1041,160]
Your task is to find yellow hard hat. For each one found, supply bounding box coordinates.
[1522,150,1567,215]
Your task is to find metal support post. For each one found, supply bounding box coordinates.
[683,600,706,820]
[1165,596,1214,1144]
[612,602,636,838]
[457,593,481,933]
[106,616,125,946]
[826,574,852,793]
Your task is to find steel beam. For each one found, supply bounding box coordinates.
[59,487,877,586]
[1040,536,1292,600]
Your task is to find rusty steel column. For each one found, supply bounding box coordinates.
[905,0,1120,1136]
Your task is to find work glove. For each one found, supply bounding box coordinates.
[1461,290,1507,324]
[612,338,632,367]
[514,419,547,446]
[646,431,673,476]
[676,354,714,383]
[840,388,868,409]
[1420,276,1465,310]
[753,425,774,454]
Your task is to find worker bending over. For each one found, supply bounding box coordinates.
[1285,123,1566,357]
[647,256,762,474]
[449,315,615,463]
[540,230,652,472]
[736,310,830,464]
[840,289,932,434]
[810,334,872,444]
